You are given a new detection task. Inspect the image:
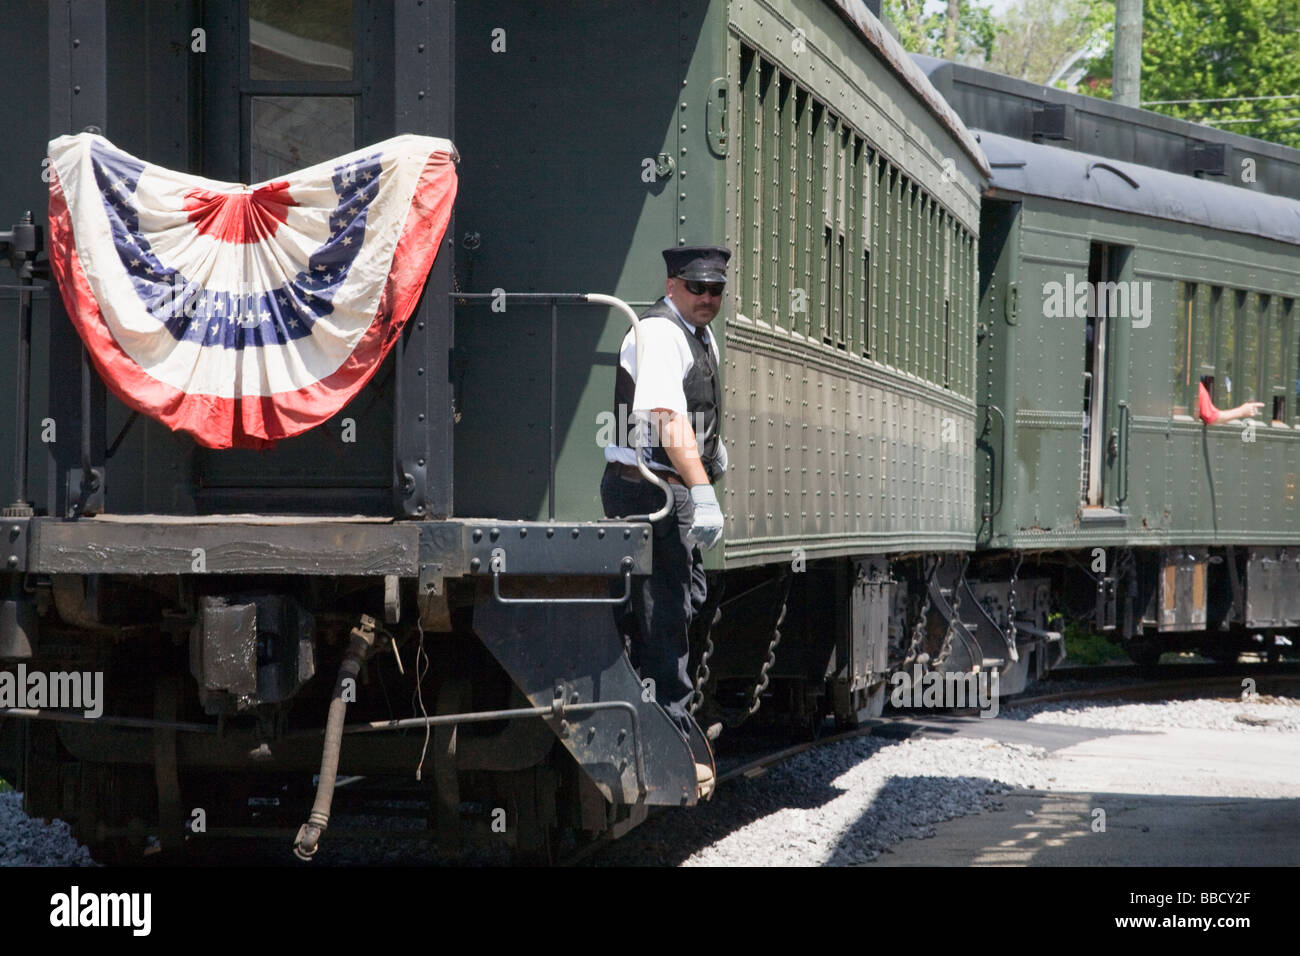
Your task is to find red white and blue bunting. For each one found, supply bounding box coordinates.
[47,132,458,448]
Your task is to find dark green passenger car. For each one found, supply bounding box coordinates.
[977,129,1300,661]
[0,0,1059,862]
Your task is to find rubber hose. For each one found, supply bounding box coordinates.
[293,624,373,860]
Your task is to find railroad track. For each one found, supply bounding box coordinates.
[1042,659,1300,683]
[714,661,1300,781]
[120,662,1300,866]
[1012,660,1300,707]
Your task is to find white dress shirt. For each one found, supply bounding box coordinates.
[604,296,720,470]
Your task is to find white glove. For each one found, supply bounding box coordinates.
[688,484,724,550]
[712,439,728,476]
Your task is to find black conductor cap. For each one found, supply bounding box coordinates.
[663,245,731,283]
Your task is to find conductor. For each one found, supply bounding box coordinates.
[601,245,730,789]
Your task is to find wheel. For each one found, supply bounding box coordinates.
[507,764,560,866]
[833,681,886,731]
[20,721,69,823]
[73,761,156,864]
[22,723,154,864]
[0,715,24,789]
[1125,640,1163,667]
[1199,638,1242,665]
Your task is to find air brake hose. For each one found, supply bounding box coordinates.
[293,615,377,861]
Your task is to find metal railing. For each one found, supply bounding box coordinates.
[451,292,672,524]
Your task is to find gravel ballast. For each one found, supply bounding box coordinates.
[0,792,96,867]
[594,691,1300,866]
[1003,694,1300,733]
[593,734,1051,866]
[2,691,1296,866]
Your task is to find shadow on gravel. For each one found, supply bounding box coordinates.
[586,733,1009,867]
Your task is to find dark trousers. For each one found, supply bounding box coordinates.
[600,464,706,739]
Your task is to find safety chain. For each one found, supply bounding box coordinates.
[902,556,939,667]
[932,554,967,670]
[705,573,794,727]
[688,629,714,715]
[746,583,790,717]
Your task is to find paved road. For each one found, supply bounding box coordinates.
[869,719,1300,866]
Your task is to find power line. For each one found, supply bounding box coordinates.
[1143,93,1300,106]
[1197,115,1300,127]
[1184,101,1300,123]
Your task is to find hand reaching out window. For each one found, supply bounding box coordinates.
[1197,378,1264,425]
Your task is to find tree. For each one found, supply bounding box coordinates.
[1077,0,1300,149]
[984,0,1113,85]
[883,0,996,64]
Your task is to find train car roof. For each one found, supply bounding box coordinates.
[913,54,1300,201]
[978,129,1300,246]
[824,1,990,178]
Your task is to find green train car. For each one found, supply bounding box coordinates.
[1,0,1056,862]
[450,0,1060,737]
[918,58,1300,664]
[975,129,1300,663]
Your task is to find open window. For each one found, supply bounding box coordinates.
[1080,240,1132,509]
[1173,281,1194,416]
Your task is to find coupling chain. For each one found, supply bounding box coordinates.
[932,555,966,670]
[1006,551,1023,660]
[746,593,788,716]
[689,629,715,715]
[903,557,938,667]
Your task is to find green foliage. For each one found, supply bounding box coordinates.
[1077,0,1300,148]
[0,778,13,793]
[882,0,1300,149]
[985,0,1114,85]
[1061,616,1127,665]
[884,0,997,63]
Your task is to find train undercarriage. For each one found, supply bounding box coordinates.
[0,516,1061,863]
[1056,545,1300,666]
[4,518,1290,863]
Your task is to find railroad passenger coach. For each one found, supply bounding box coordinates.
[0,0,1036,862]
[917,57,1300,666]
[974,129,1300,664]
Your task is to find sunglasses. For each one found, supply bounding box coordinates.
[682,279,726,297]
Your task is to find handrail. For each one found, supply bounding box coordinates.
[977,403,1006,525]
[1086,161,1140,190]
[585,293,674,523]
[1117,400,1131,505]
[492,568,634,606]
[1,215,43,516]
[453,292,673,524]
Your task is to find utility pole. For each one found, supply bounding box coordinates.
[1114,0,1143,107]
[945,0,960,59]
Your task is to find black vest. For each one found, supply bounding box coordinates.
[613,297,722,481]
